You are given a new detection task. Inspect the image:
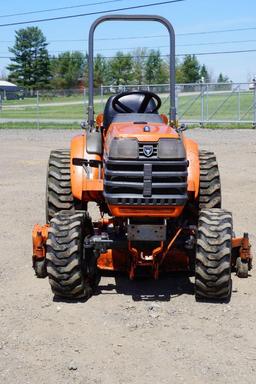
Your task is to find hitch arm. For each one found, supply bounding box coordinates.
[32,224,49,261]
[232,232,252,269]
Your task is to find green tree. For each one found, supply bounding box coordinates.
[8,27,51,89]
[200,64,210,82]
[178,54,201,83]
[94,54,108,88]
[175,58,184,83]
[108,52,133,85]
[217,72,229,83]
[50,51,86,89]
[145,50,168,84]
[131,48,148,84]
[83,53,89,88]
[158,59,169,84]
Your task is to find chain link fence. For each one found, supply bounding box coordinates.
[0,83,256,128]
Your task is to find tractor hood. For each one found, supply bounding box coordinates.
[102,120,188,217]
[104,121,182,159]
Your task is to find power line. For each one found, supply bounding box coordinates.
[2,38,253,55]
[1,27,256,44]
[185,48,256,56]
[0,0,126,19]
[46,39,256,52]
[178,39,256,47]
[0,35,167,43]
[178,26,256,36]
[2,38,256,56]
[0,0,185,28]
[34,37,256,45]
[2,48,256,61]
[46,27,256,40]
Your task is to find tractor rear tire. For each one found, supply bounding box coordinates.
[199,150,221,209]
[46,211,95,300]
[195,208,232,301]
[46,149,75,222]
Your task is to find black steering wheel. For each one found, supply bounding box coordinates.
[112,91,161,114]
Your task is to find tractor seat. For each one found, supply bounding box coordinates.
[103,94,159,128]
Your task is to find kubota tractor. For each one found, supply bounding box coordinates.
[32,15,252,301]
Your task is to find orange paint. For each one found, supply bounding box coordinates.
[104,122,179,152]
[70,134,103,201]
[96,113,104,127]
[109,205,184,218]
[32,224,49,260]
[183,137,200,198]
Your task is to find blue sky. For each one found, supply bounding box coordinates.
[1,0,256,82]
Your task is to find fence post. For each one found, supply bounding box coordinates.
[200,83,205,127]
[0,94,2,112]
[175,86,179,122]
[206,84,209,122]
[36,90,40,129]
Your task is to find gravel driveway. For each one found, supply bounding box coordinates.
[0,128,255,384]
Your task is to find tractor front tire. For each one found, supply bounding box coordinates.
[199,150,221,209]
[46,149,75,222]
[46,211,94,300]
[195,208,232,301]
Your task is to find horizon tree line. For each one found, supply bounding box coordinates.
[6,26,230,90]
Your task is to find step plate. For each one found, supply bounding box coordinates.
[127,223,166,241]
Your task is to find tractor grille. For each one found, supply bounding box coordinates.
[103,155,188,206]
[138,142,158,159]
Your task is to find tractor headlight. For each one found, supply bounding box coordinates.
[109,138,138,159]
[158,138,186,159]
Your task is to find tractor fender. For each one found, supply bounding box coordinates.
[184,138,200,198]
[70,134,103,201]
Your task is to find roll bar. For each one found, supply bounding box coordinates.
[88,14,176,128]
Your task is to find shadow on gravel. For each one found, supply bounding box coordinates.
[98,272,194,302]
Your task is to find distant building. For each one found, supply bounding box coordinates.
[0,80,24,100]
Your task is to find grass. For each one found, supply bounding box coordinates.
[177,91,254,121]
[3,93,84,106]
[1,90,255,125]
[1,104,87,119]
[0,121,82,129]
[0,121,254,130]
[3,93,104,106]
[196,123,254,129]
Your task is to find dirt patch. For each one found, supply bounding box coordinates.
[0,129,255,384]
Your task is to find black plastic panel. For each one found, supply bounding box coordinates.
[103,148,188,206]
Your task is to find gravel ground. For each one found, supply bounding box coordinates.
[0,128,255,384]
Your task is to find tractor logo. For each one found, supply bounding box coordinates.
[143,145,154,157]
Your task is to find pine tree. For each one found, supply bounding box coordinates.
[108,52,133,85]
[200,64,210,82]
[217,73,229,83]
[179,55,201,83]
[8,27,51,89]
[50,51,86,89]
[94,54,108,88]
[132,48,148,84]
[145,50,168,84]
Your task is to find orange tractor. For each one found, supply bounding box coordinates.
[32,15,252,301]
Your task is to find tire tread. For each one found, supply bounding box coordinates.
[46,211,93,299]
[195,208,232,301]
[199,150,221,209]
